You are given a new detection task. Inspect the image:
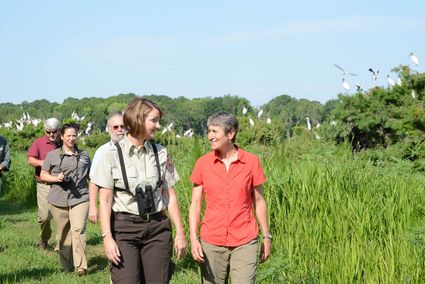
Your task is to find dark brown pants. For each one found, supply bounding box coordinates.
[110,212,173,284]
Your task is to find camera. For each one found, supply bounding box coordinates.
[135,184,156,216]
[62,175,72,185]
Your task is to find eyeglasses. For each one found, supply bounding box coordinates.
[46,130,57,135]
[112,125,125,130]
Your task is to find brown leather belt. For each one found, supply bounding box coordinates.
[113,211,167,223]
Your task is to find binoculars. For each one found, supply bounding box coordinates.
[135,185,156,216]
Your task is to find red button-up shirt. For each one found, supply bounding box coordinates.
[190,148,266,247]
[27,135,58,182]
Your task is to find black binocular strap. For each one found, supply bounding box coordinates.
[115,143,130,191]
[114,141,162,193]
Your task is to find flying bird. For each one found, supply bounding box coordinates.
[354,83,363,92]
[409,52,419,66]
[368,68,379,81]
[334,64,357,76]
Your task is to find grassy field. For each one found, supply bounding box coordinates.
[1,137,425,283]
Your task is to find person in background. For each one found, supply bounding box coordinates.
[27,118,60,250]
[92,97,186,283]
[40,123,91,276]
[189,111,271,284]
[88,112,126,224]
[0,135,11,194]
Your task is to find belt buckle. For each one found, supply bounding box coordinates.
[143,213,151,222]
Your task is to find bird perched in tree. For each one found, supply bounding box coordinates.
[249,118,255,127]
[242,107,248,115]
[409,52,419,66]
[387,75,395,89]
[257,109,263,118]
[266,117,271,124]
[334,64,357,76]
[306,117,312,131]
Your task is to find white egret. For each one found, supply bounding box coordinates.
[334,64,357,76]
[249,118,255,127]
[396,77,402,86]
[410,52,419,66]
[342,78,350,92]
[85,122,93,136]
[242,107,248,115]
[306,117,312,131]
[257,109,263,118]
[387,75,395,89]
[266,117,271,124]
[183,129,194,137]
[412,90,416,98]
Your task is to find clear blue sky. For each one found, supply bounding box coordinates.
[1,1,424,107]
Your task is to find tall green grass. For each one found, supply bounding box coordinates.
[1,137,425,282]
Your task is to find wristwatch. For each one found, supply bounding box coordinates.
[263,233,272,240]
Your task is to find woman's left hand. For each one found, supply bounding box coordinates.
[174,234,187,260]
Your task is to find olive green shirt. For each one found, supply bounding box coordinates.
[91,135,180,215]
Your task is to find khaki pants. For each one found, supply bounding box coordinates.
[36,182,53,242]
[200,239,259,284]
[51,201,89,272]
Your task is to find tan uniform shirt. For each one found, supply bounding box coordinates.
[91,135,179,215]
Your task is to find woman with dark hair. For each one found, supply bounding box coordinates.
[189,111,271,284]
[92,97,186,283]
[40,123,91,276]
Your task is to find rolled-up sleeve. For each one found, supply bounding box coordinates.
[91,150,114,190]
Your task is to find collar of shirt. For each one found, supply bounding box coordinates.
[213,145,247,164]
[42,135,56,145]
[122,135,151,158]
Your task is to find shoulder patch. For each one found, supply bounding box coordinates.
[166,155,175,174]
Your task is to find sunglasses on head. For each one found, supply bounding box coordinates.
[112,125,125,130]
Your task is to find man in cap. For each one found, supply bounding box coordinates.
[0,135,11,194]
[27,118,60,250]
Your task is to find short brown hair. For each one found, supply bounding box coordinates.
[123,97,162,137]
[207,111,239,143]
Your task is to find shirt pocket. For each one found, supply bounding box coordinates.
[112,166,138,191]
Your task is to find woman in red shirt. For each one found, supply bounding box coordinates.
[189,111,271,284]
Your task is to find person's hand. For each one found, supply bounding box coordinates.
[174,233,187,260]
[190,238,204,263]
[88,206,98,224]
[103,235,121,265]
[260,239,271,263]
[56,172,64,183]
